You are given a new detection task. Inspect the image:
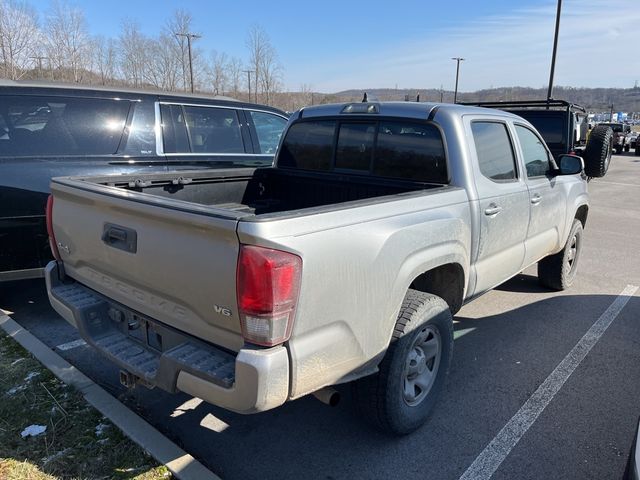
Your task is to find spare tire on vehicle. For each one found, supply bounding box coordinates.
[582,125,613,177]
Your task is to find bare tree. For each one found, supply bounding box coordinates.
[246,24,283,104]
[45,0,91,82]
[92,35,117,85]
[207,50,228,95]
[144,33,181,91]
[165,9,194,92]
[226,56,244,98]
[118,19,147,87]
[0,0,41,80]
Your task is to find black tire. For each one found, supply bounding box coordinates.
[538,219,583,290]
[636,146,640,156]
[352,290,453,435]
[624,144,630,152]
[583,125,613,177]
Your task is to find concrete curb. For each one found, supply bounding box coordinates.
[0,313,221,480]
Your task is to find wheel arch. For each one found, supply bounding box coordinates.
[408,263,466,316]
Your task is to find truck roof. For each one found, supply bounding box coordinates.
[298,101,525,122]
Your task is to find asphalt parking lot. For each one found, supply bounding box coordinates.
[2,153,639,480]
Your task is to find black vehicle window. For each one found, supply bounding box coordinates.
[278,120,335,171]
[471,122,517,182]
[160,104,189,153]
[183,106,244,154]
[335,122,375,171]
[123,101,156,156]
[515,125,551,178]
[0,95,130,157]
[374,121,447,183]
[249,111,287,154]
[511,112,565,145]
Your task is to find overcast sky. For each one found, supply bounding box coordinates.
[32,0,639,92]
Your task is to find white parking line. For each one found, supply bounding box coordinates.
[597,181,640,188]
[56,339,87,351]
[459,284,639,480]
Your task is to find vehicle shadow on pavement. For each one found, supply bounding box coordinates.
[493,274,549,293]
[2,280,639,480]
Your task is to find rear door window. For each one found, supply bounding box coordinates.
[471,121,518,182]
[183,106,244,154]
[0,95,130,156]
[160,104,190,153]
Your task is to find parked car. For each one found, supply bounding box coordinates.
[46,101,595,434]
[0,80,288,282]
[598,122,632,153]
[461,100,612,178]
[629,131,639,151]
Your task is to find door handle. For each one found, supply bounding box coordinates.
[484,204,503,216]
[531,194,542,205]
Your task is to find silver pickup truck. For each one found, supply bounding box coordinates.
[45,102,589,434]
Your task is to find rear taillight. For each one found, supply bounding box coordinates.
[237,245,302,347]
[45,195,61,260]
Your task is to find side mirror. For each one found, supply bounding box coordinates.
[558,154,584,175]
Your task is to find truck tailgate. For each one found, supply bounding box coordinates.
[50,179,244,352]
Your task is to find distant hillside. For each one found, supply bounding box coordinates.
[328,86,640,113]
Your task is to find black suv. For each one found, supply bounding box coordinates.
[461,99,612,179]
[0,81,288,281]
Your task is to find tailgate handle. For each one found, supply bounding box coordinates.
[102,224,137,253]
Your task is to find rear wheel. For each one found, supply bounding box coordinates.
[624,144,630,152]
[538,219,583,290]
[352,290,453,435]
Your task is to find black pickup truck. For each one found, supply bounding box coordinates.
[461,99,612,178]
[0,81,288,282]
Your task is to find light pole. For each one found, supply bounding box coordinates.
[451,57,465,103]
[547,0,562,102]
[243,70,254,103]
[175,32,201,93]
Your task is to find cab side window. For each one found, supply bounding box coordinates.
[471,121,518,182]
[515,125,551,178]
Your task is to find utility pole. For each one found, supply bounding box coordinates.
[243,70,254,103]
[451,57,465,103]
[547,0,562,102]
[440,84,444,103]
[610,104,614,122]
[175,32,201,93]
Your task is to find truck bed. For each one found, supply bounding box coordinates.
[75,167,443,218]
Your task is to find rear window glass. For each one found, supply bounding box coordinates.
[279,119,448,183]
[278,120,335,171]
[335,123,375,171]
[0,95,130,156]
[123,101,156,156]
[374,121,447,183]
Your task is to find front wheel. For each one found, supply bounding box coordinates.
[538,219,583,290]
[352,290,453,435]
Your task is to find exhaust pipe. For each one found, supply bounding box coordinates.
[313,387,340,407]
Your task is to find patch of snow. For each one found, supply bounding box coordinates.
[95,423,110,436]
[24,372,40,382]
[21,424,47,438]
[7,384,27,395]
[10,358,25,366]
[42,447,71,465]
